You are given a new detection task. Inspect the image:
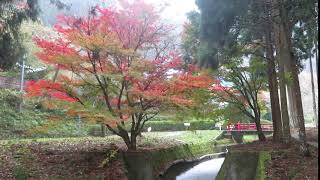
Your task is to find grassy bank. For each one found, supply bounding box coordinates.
[0,130,223,179]
[0,127,275,179]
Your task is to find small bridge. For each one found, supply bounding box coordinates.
[226,122,273,133]
[219,122,273,143]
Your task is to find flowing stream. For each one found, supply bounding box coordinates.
[124,149,227,180]
[160,157,225,180]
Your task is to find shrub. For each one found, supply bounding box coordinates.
[12,166,29,180]
[29,120,91,138]
[0,89,22,109]
[260,119,272,124]
[0,89,93,139]
[87,120,215,136]
[142,120,215,131]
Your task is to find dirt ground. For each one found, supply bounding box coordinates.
[305,127,318,142]
[0,135,186,180]
[1,129,317,179]
[230,128,318,180]
[291,127,318,143]
[265,140,318,180]
[0,141,128,180]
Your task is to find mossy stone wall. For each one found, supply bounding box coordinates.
[216,151,271,180]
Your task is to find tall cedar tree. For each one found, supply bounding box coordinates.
[0,0,70,70]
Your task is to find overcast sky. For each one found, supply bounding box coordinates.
[145,0,198,24]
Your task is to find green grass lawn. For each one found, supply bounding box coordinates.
[143,130,222,144]
[0,130,265,149]
[0,130,224,179]
[243,135,259,142]
[243,134,273,143]
[1,130,269,179]
[0,130,223,151]
[1,130,270,151]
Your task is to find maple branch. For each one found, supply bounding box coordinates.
[216,86,255,120]
[217,87,256,119]
[87,50,114,114]
[65,92,85,106]
[133,113,143,134]
[231,73,255,111]
[130,114,136,136]
[138,111,159,133]
[118,80,125,111]
[231,67,256,110]
[71,66,98,87]
[106,124,121,136]
[244,72,264,118]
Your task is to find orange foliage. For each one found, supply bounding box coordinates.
[25,1,213,128]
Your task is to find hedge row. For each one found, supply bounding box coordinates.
[87,120,215,136]
[142,120,215,131]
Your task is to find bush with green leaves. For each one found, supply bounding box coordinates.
[0,89,22,108]
[0,89,219,139]
[86,120,216,136]
[143,120,215,131]
[0,89,94,139]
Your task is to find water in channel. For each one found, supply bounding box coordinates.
[160,157,225,180]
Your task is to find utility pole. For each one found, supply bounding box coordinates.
[20,56,25,93]
[19,55,25,112]
[76,115,82,135]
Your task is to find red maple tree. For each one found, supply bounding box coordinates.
[26,0,213,150]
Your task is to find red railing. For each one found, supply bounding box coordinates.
[226,122,273,131]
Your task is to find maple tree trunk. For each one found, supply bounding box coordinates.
[106,124,137,151]
[123,134,137,151]
[264,0,283,142]
[116,132,137,151]
[129,133,137,151]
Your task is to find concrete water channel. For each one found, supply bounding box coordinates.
[123,130,268,180]
[124,145,268,180]
[160,155,226,180]
[124,147,228,180]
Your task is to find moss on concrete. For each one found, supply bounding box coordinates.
[255,151,271,180]
[150,142,226,174]
[216,150,271,180]
[216,151,259,180]
[123,142,225,180]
